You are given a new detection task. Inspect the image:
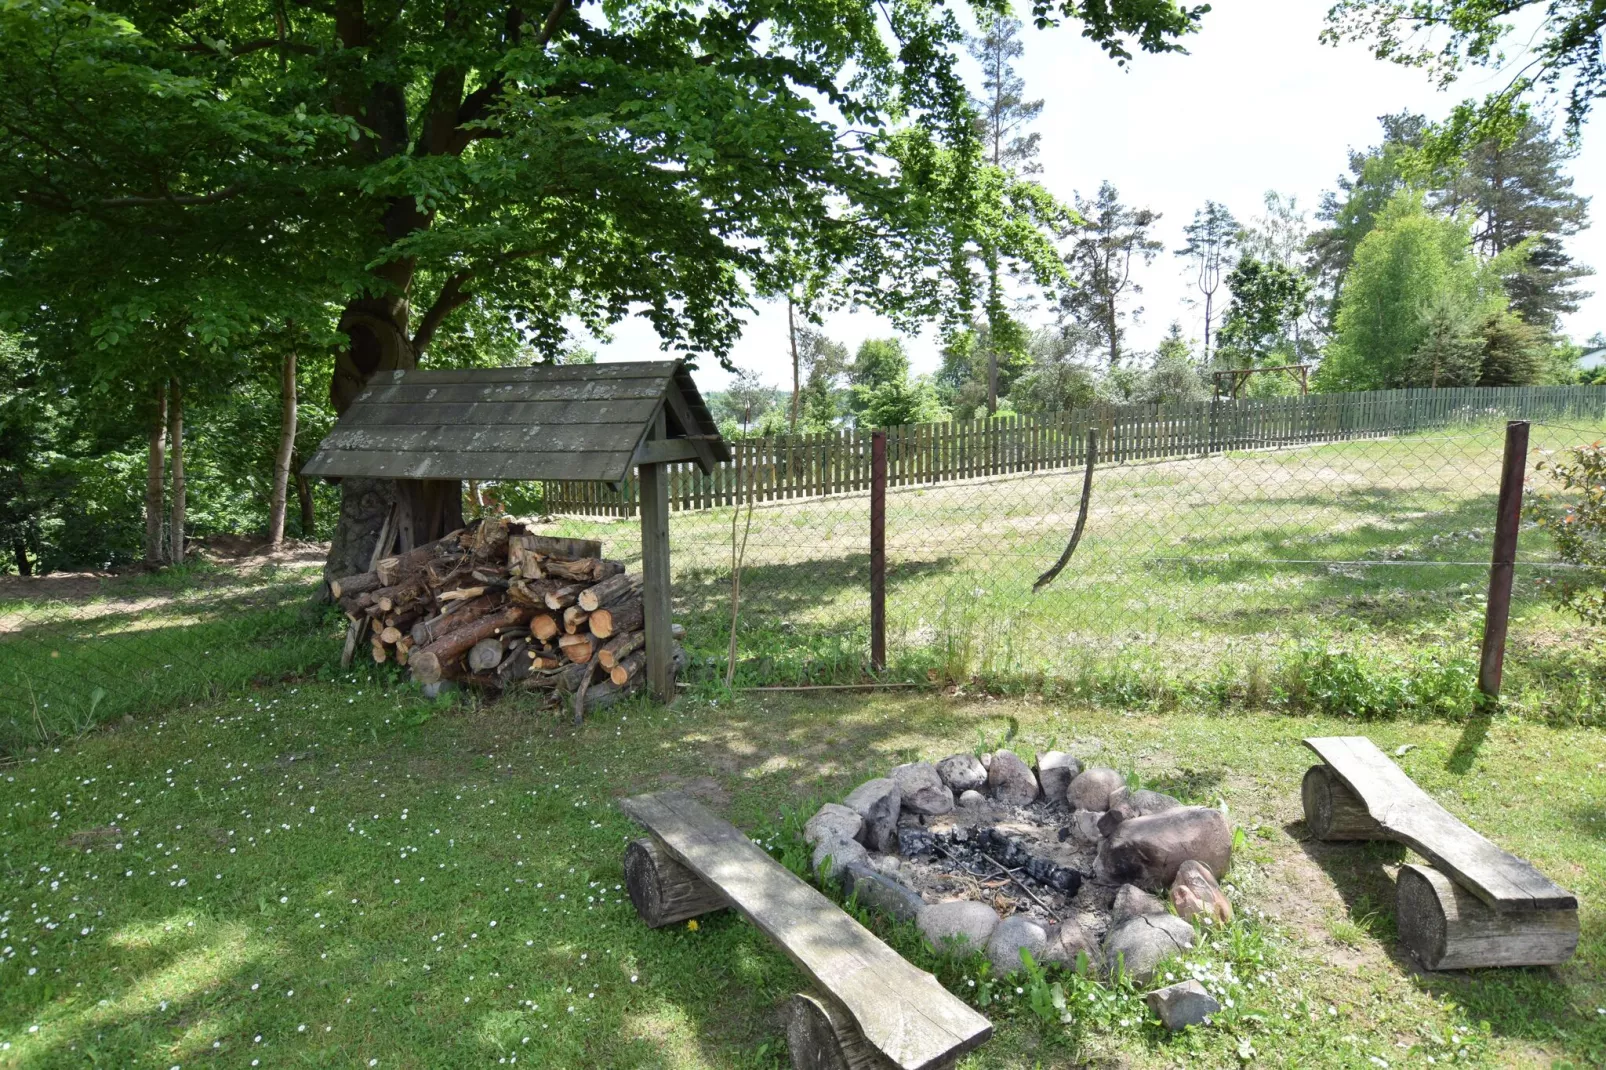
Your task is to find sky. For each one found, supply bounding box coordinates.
[582,0,1606,395]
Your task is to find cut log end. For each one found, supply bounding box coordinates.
[1301,764,1384,841]
[784,992,898,1070]
[622,837,726,929]
[410,650,444,687]
[1397,863,1579,971]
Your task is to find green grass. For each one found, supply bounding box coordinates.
[3,685,1605,1068]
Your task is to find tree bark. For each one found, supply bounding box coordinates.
[788,296,801,432]
[11,538,31,577]
[144,382,168,566]
[167,377,186,566]
[294,471,315,536]
[269,346,298,549]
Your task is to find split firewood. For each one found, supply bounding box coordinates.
[562,606,590,633]
[329,569,385,601]
[375,529,468,586]
[410,594,499,647]
[589,598,642,639]
[512,534,603,560]
[544,583,592,611]
[379,625,404,645]
[527,652,564,671]
[470,517,510,561]
[592,559,626,581]
[597,631,644,671]
[370,637,388,663]
[609,650,646,687]
[410,604,537,686]
[530,613,560,642]
[467,637,506,673]
[558,632,599,664]
[439,585,488,603]
[508,578,561,608]
[544,557,600,582]
[578,573,640,613]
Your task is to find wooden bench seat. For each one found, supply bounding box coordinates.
[1302,736,1578,969]
[620,790,991,1070]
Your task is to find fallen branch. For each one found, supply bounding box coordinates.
[1032,428,1098,593]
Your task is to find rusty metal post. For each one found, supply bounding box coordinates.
[1479,420,1530,701]
[870,430,886,673]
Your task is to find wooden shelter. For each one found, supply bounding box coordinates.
[304,360,728,700]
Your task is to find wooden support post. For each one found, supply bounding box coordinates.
[1397,863,1578,970]
[1479,420,1529,701]
[869,430,886,673]
[623,837,726,928]
[1301,764,1385,841]
[640,458,675,703]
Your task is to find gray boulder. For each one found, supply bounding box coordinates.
[843,778,902,853]
[1098,788,1185,835]
[843,863,925,923]
[1103,913,1195,984]
[918,901,1000,957]
[1034,752,1081,802]
[936,753,987,793]
[987,751,1039,807]
[986,914,1050,976]
[1146,979,1220,1030]
[1040,919,1099,972]
[1111,883,1169,926]
[891,761,954,815]
[803,803,864,847]
[1098,806,1232,889]
[811,837,869,883]
[1067,767,1125,811]
[957,789,986,808]
[1065,809,1104,845]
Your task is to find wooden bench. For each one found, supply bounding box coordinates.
[620,791,992,1070]
[1302,736,1578,970]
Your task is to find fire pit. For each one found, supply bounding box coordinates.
[801,750,1235,986]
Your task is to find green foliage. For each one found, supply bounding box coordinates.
[1527,443,1606,625]
[1275,641,1479,721]
[1060,181,1163,367]
[1007,326,1100,413]
[1316,192,1504,391]
[937,316,1033,420]
[1215,257,1314,368]
[850,338,911,392]
[1405,294,1486,388]
[855,376,948,428]
[1477,309,1548,386]
[1324,0,1606,145]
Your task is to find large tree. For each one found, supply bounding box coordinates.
[1214,257,1313,370]
[965,13,1057,415]
[0,0,1205,579]
[1175,200,1239,362]
[1060,181,1162,367]
[1324,1,1606,144]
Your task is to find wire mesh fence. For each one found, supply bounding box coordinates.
[3,392,1604,752]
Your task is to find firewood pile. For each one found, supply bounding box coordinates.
[330,518,680,714]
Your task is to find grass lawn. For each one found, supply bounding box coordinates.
[3,682,1604,1068]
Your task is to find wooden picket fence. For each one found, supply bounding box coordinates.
[542,384,1606,516]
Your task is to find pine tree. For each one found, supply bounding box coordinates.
[1406,295,1485,387]
[967,15,1046,414]
[1061,182,1163,368]
[1176,201,1240,362]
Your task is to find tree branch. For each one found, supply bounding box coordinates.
[411,271,476,353]
[534,0,572,48]
[95,184,245,208]
[180,38,319,57]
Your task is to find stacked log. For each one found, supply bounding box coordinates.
[329,519,680,709]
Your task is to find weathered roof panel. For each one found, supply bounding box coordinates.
[303,359,727,482]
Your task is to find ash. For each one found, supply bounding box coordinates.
[884,798,1124,941]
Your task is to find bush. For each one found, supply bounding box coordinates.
[1527,442,1606,624]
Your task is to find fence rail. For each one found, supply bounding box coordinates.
[542,385,1606,516]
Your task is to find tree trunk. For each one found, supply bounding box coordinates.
[269,346,298,550]
[294,471,315,536]
[168,377,186,566]
[321,287,462,594]
[11,538,31,577]
[144,382,168,566]
[788,297,801,433]
[1202,290,1213,364]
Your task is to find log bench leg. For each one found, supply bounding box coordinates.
[623,837,726,928]
[1302,764,1386,841]
[785,993,915,1070]
[1396,863,1579,970]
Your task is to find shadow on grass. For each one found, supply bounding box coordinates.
[1290,824,1600,1060]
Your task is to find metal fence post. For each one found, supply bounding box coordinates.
[1479,420,1530,701]
[870,430,886,673]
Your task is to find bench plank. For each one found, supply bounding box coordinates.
[1304,737,1576,913]
[620,791,991,1070]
